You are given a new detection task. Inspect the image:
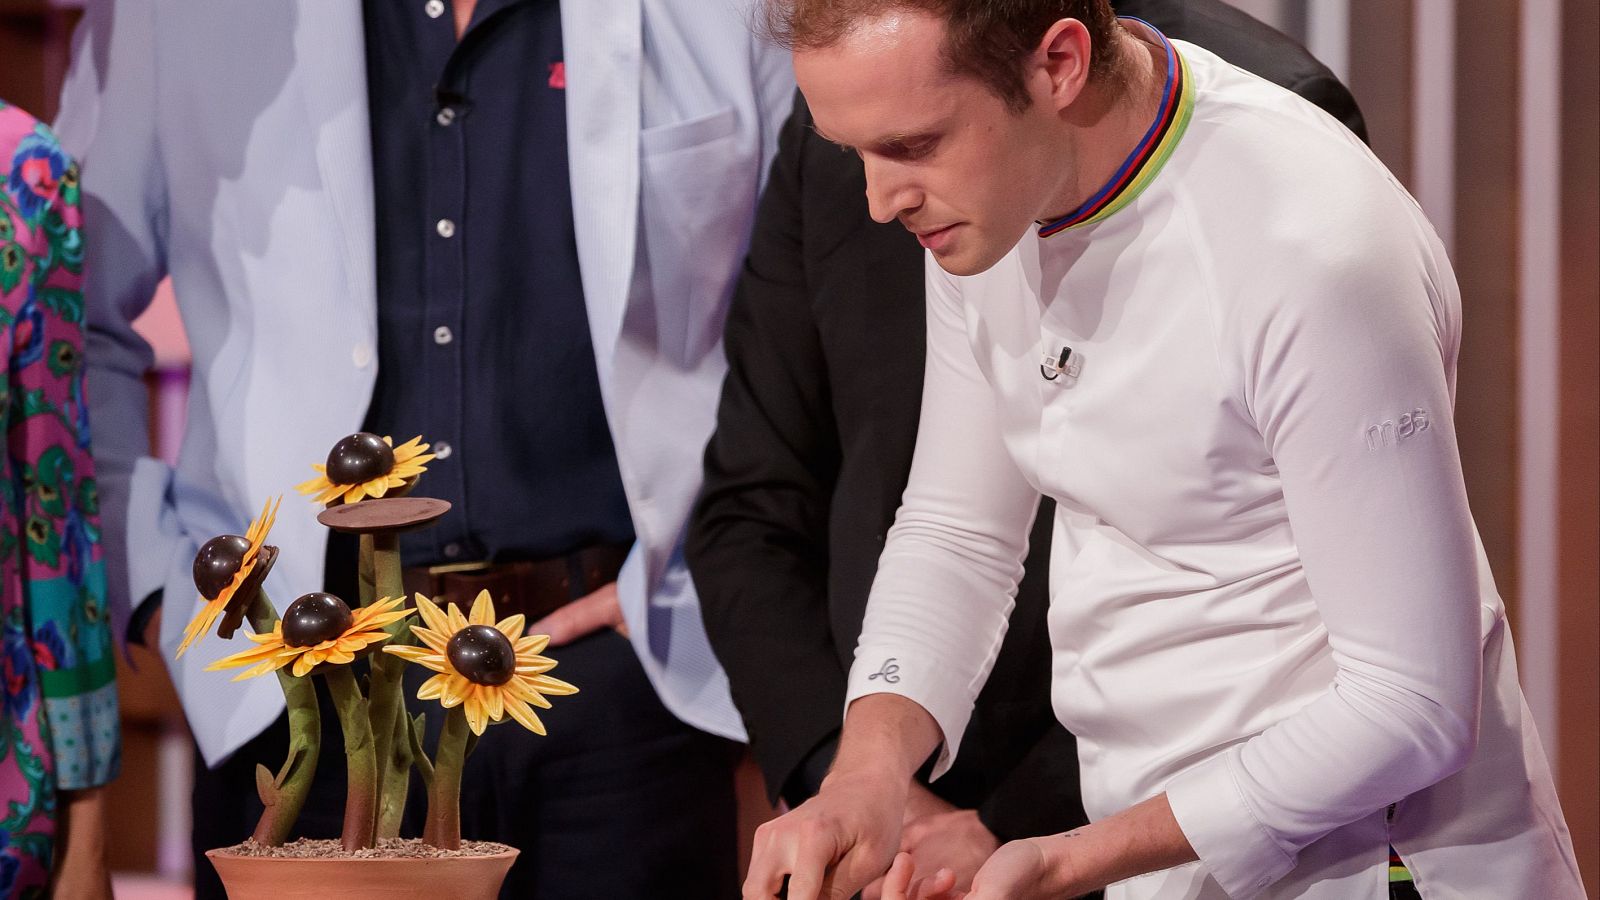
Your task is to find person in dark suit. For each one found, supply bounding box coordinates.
[687,3,1364,895]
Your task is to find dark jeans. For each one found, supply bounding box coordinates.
[191,631,740,899]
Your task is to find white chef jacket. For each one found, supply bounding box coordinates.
[844,30,1583,900]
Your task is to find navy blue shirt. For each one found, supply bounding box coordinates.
[362,0,634,567]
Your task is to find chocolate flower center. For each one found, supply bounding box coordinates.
[325,432,396,486]
[282,592,355,648]
[194,534,252,599]
[447,625,516,686]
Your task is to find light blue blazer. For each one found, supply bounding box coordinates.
[56,0,793,764]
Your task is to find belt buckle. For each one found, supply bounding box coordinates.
[425,559,495,577]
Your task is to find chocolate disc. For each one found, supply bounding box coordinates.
[194,534,252,599]
[317,497,451,534]
[447,624,516,686]
[282,592,355,648]
[325,432,396,486]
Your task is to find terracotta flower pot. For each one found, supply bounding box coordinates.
[206,846,518,899]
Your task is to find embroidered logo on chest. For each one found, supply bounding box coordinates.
[1365,408,1430,450]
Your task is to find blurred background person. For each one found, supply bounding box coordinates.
[53,0,789,896]
[0,98,118,900]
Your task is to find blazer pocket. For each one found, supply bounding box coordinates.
[638,106,758,364]
[640,106,739,155]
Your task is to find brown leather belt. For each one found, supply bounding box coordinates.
[402,544,629,624]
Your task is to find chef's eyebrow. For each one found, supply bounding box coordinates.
[810,124,936,156]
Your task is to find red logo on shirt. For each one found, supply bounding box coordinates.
[548,62,566,90]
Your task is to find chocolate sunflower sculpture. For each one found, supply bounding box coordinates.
[385,591,576,848]
[295,432,434,506]
[210,590,414,850]
[177,496,280,655]
[178,495,326,848]
[208,593,412,680]
[173,429,580,872]
[293,432,453,843]
[386,592,577,735]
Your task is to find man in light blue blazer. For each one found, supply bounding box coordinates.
[55,0,791,895]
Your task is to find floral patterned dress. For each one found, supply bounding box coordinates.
[0,101,117,897]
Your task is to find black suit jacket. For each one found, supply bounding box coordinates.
[687,2,1366,843]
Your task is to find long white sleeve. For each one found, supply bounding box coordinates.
[843,254,1040,775]
[1164,200,1483,896]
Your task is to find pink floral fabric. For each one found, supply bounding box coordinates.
[0,100,117,898]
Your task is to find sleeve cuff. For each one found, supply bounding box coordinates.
[1165,748,1296,899]
[845,647,979,779]
[126,455,182,606]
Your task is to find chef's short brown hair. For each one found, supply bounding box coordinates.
[764,0,1119,110]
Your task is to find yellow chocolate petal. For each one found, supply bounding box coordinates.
[481,685,505,721]
[414,595,451,636]
[506,676,553,709]
[468,591,495,627]
[514,658,557,676]
[503,697,546,735]
[464,693,487,735]
[440,673,470,708]
[417,673,451,701]
[528,674,578,696]
[415,626,449,654]
[495,614,526,640]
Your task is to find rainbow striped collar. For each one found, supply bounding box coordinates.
[1038,19,1195,237]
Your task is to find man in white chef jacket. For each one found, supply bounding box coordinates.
[742,1,1583,899]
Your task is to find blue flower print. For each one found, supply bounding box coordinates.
[5,125,68,224]
[1,626,35,721]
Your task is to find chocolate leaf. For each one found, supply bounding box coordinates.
[255,764,277,806]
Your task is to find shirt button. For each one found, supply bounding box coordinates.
[433,325,453,345]
[424,0,445,18]
[433,441,453,460]
[436,218,456,238]
[351,342,373,369]
[435,107,456,127]
[443,542,462,559]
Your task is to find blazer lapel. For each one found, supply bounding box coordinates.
[561,0,642,379]
[296,0,378,333]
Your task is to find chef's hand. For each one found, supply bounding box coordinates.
[863,784,997,900]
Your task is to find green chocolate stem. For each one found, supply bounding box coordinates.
[246,590,321,846]
[357,533,377,608]
[426,705,471,850]
[372,533,406,609]
[324,665,379,851]
[370,663,412,839]
[367,532,413,838]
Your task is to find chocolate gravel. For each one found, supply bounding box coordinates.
[223,838,513,860]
